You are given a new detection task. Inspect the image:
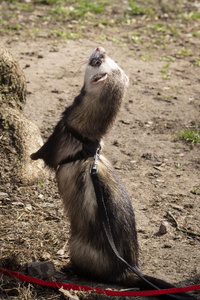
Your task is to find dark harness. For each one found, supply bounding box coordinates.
[59,128,183,298]
[60,126,101,165]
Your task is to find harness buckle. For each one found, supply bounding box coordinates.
[90,147,100,175]
[90,163,98,175]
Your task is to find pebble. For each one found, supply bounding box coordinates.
[0,192,9,198]
[25,204,32,210]
[159,221,169,234]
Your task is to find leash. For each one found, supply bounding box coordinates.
[90,149,159,289]
[57,131,197,298]
[0,267,200,297]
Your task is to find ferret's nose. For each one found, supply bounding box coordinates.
[96,47,105,53]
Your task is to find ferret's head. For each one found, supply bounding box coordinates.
[84,47,129,94]
[67,47,129,141]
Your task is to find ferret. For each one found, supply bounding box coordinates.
[31,47,197,299]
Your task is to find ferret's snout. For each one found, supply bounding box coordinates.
[96,46,105,53]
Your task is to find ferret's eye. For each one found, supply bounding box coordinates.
[90,59,102,67]
[94,60,101,66]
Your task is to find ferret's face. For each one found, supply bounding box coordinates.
[84,47,129,93]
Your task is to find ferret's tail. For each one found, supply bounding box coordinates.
[136,275,197,300]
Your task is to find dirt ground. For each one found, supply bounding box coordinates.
[0,0,200,299]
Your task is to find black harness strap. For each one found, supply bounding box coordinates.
[65,125,93,145]
[59,125,101,165]
[60,141,100,165]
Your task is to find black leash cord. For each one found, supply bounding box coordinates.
[90,171,159,291]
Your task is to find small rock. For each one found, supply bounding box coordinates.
[0,192,9,198]
[171,204,183,211]
[12,201,24,207]
[159,221,169,235]
[163,244,172,248]
[41,252,51,261]
[25,204,32,210]
[27,261,56,279]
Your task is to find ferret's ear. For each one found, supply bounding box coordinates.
[123,74,129,87]
[30,152,39,160]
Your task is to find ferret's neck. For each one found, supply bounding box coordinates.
[64,73,126,141]
[66,95,105,141]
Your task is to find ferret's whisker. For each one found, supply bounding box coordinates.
[74,60,88,76]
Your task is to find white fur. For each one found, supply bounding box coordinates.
[56,160,98,222]
[84,48,129,94]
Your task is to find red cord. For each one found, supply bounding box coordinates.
[0,267,199,297]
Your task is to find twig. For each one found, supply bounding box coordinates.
[59,287,80,300]
[32,201,61,221]
[167,211,179,228]
[167,211,200,238]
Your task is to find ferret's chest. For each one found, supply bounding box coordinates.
[56,160,98,220]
